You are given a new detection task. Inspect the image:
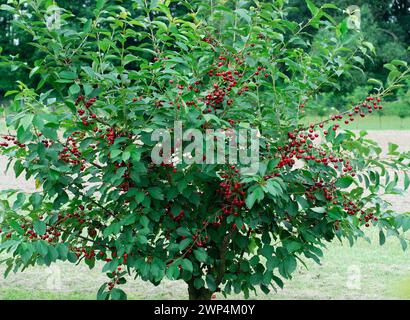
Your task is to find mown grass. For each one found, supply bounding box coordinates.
[1,229,409,300]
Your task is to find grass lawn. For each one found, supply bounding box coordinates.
[303,115,410,130]
[0,229,409,300]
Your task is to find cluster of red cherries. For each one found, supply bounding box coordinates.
[75,95,97,126]
[165,49,269,117]
[275,96,384,177]
[1,218,63,243]
[59,132,87,171]
[342,198,378,227]
[0,135,26,148]
[214,165,247,226]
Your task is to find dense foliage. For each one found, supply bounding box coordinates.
[0,0,409,300]
[1,0,409,102]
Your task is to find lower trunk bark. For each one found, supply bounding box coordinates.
[187,280,213,300]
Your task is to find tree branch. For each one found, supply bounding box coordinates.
[215,228,236,287]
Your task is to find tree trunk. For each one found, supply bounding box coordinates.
[187,280,213,300]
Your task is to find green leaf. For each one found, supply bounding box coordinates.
[148,187,164,200]
[311,207,326,214]
[136,235,148,245]
[166,262,180,280]
[250,272,263,286]
[305,0,319,16]
[110,149,122,159]
[97,283,109,300]
[56,243,69,259]
[286,201,298,217]
[13,161,24,178]
[121,214,137,226]
[13,193,26,210]
[264,179,283,197]
[176,227,191,237]
[95,0,106,11]
[69,83,81,96]
[321,3,338,9]
[267,256,280,271]
[379,230,385,246]
[150,0,158,9]
[34,241,48,256]
[139,216,149,228]
[296,196,309,209]
[59,71,77,80]
[235,8,251,24]
[179,238,192,251]
[245,186,264,209]
[367,78,383,88]
[0,240,19,250]
[29,193,43,210]
[391,60,408,67]
[102,260,119,273]
[272,275,284,289]
[206,274,216,291]
[283,255,297,275]
[47,246,59,263]
[103,223,121,237]
[388,143,399,155]
[363,41,375,54]
[194,277,205,289]
[335,176,354,189]
[399,238,408,252]
[4,90,19,97]
[33,220,46,236]
[404,172,409,190]
[29,65,39,78]
[8,220,24,235]
[0,4,15,12]
[180,259,193,273]
[42,127,58,141]
[110,288,127,300]
[67,252,78,263]
[132,190,145,204]
[122,151,131,162]
[193,248,208,263]
[285,241,302,253]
